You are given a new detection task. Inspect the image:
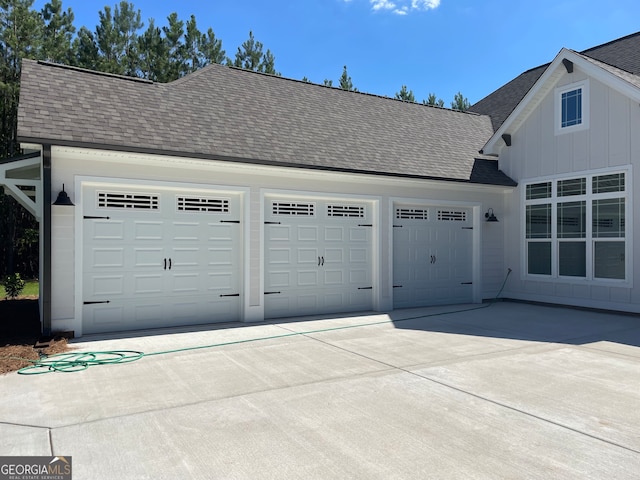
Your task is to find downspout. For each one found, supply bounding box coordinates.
[42,144,52,337]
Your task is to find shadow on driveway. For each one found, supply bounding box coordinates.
[388,300,640,348]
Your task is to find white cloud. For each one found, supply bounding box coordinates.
[411,0,441,10]
[364,0,440,15]
[371,0,397,11]
[343,0,441,15]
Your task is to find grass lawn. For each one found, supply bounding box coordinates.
[0,279,39,299]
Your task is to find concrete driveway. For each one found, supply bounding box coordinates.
[1,301,639,479]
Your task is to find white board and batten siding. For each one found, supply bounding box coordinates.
[81,183,243,334]
[264,197,374,319]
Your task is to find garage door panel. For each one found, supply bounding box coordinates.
[349,247,368,263]
[91,220,125,240]
[90,275,125,296]
[89,248,125,268]
[267,271,291,288]
[170,273,201,293]
[298,270,319,286]
[324,248,344,263]
[134,221,163,240]
[267,248,290,264]
[297,248,319,264]
[172,221,200,241]
[207,247,236,266]
[206,272,236,291]
[298,225,319,241]
[267,225,291,241]
[90,304,125,326]
[324,226,344,242]
[133,274,163,295]
[323,269,344,285]
[133,248,163,268]
[349,268,368,284]
[349,227,368,242]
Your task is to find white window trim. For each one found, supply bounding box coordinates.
[521,167,632,287]
[554,80,590,135]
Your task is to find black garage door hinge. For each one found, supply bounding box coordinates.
[220,220,240,224]
[264,291,281,295]
[358,224,373,227]
[264,221,281,225]
[393,285,403,288]
[358,286,373,290]
[393,225,403,228]
[83,300,111,305]
[219,293,240,297]
[84,215,110,220]
[462,227,473,230]
[460,282,473,285]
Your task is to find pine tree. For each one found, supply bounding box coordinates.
[423,93,444,107]
[233,31,278,74]
[339,65,356,91]
[451,91,470,111]
[395,85,415,103]
[41,0,75,63]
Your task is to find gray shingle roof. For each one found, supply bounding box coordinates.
[470,31,640,131]
[18,59,515,186]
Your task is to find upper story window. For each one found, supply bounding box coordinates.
[555,80,589,135]
[561,88,582,127]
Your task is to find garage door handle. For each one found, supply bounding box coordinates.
[169,258,172,270]
[164,258,167,270]
[321,256,324,266]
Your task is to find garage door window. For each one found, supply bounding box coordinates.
[98,191,159,210]
[272,202,315,216]
[177,196,229,213]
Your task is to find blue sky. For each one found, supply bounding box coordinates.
[33,0,640,105]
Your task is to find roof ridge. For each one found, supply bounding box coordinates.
[169,61,481,116]
[580,30,640,56]
[34,60,154,84]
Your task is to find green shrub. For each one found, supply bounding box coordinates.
[3,273,26,299]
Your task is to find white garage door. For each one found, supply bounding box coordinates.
[82,184,242,334]
[264,199,373,319]
[393,205,473,308]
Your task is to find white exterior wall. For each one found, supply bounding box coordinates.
[499,68,640,311]
[47,146,510,335]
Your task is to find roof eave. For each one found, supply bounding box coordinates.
[17,136,515,187]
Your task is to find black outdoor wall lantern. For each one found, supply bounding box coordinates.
[485,208,498,222]
[53,184,74,206]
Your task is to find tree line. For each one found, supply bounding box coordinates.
[0,0,469,280]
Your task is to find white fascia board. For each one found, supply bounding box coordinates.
[482,48,640,155]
